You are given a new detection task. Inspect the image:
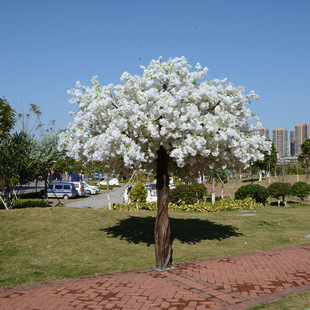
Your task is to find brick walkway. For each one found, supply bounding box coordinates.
[1,244,310,310]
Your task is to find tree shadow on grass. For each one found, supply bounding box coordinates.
[101,216,242,246]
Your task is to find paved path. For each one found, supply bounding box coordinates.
[1,244,310,310]
[64,184,127,209]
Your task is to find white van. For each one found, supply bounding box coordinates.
[47,182,77,200]
[70,181,86,197]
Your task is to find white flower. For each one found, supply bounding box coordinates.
[58,56,271,174]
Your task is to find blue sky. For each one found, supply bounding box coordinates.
[1,0,309,133]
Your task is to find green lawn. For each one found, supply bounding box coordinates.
[248,290,310,309]
[214,174,309,196]
[0,202,309,291]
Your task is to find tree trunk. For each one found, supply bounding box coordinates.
[221,181,224,199]
[43,171,49,204]
[211,177,215,204]
[154,146,172,270]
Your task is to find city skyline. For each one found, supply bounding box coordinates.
[258,123,309,158]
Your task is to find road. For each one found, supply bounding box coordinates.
[12,181,129,210]
[64,184,127,209]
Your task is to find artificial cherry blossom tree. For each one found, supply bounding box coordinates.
[58,57,271,270]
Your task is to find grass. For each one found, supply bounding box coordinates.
[0,202,309,291]
[1,176,310,309]
[248,291,310,309]
[214,174,308,196]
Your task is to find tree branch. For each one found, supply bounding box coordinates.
[91,129,102,135]
[208,101,221,113]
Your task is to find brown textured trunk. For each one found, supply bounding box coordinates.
[154,146,172,270]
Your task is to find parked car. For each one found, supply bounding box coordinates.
[145,183,157,203]
[47,182,77,200]
[97,178,120,186]
[123,182,176,204]
[145,182,177,203]
[123,183,156,204]
[123,185,132,204]
[81,181,100,195]
[70,181,86,197]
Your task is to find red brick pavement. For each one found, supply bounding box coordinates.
[1,244,310,310]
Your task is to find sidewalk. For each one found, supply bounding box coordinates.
[1,244,309,310]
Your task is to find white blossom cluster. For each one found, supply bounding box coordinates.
[58,56,271,174]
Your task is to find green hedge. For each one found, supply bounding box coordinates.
[170,183,207,205]
[18,191,42,199]
[99,185,120,190]
[107,197,264,212]
[1,198,49,209]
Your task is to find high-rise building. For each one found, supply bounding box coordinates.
[257,127,270,140]
[290,130,295,156]
[272,128,289,159]
[294,123,309,155]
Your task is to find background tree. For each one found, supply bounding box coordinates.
[211,168,230,199]
[267,182,291,206]
[253,142,277,181]
[0,97,16,195]
[31,133,66,200]
[54,156,84,178]
[58,57,271,270]
[298,138,310,184]
[0,132,35,208]
[0,97,16,138]
[291,182,310,204]
[15,103,44,135]
[0,100,61,208]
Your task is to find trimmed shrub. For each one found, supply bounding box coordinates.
[99,185,118,190]
[110,201,157,211]
[234,184,269,205]
[169,183,207,205]
[129,181,148,204]
[109,197,264,212]
[291,182,310,203]
[15,199,48,209]
[267,182,291,206]
[18,192,42,199]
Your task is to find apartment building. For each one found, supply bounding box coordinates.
[294,123,309,155]
[272,128,289,159]
[257,127,270,139]
[270,123,309,159]
[290,130,295,156]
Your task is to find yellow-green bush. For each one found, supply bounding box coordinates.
[109,197,265,212]
[129,181,148,204]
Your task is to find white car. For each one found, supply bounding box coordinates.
[123,182,176,204]
[81,181,100,195]
[145,182,177,202]
[123,184,156,204]
[97,178,120,186]
[123,185,132,204]
[145,183,157,203]
[70,181,87,197]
